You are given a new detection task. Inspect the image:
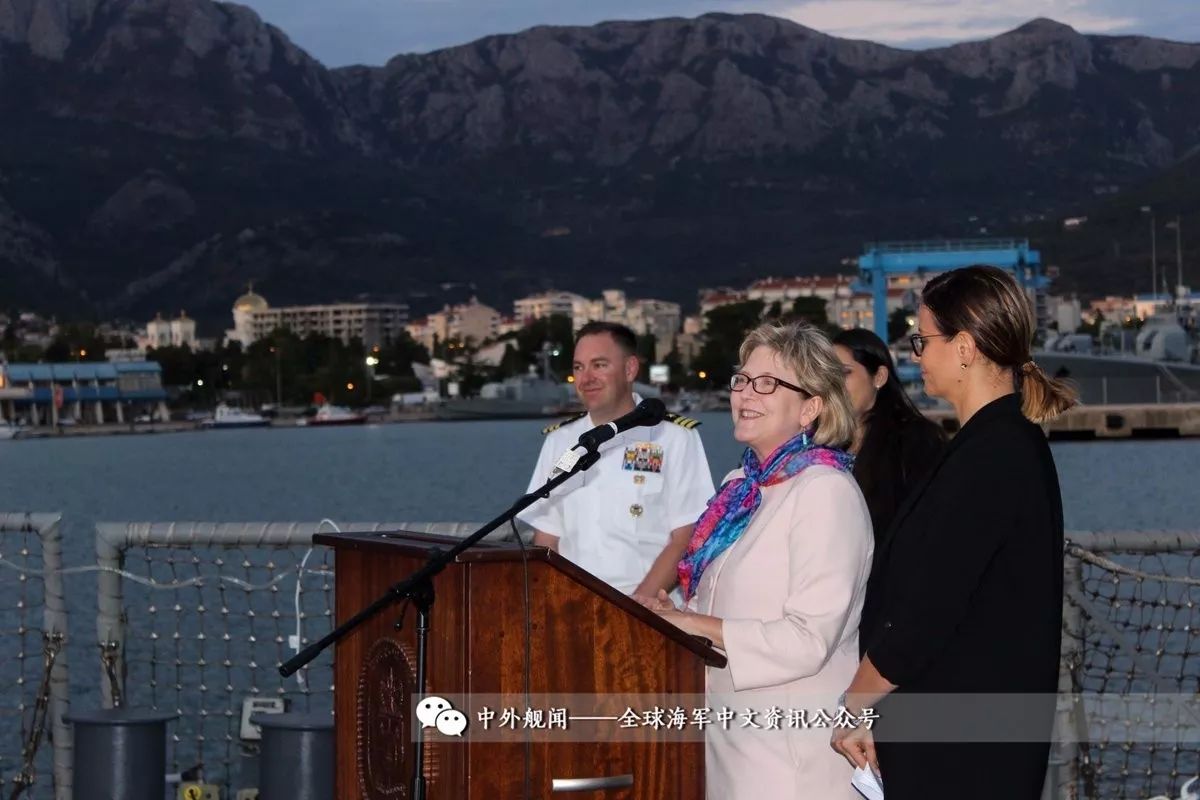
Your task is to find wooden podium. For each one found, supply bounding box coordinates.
[314,531,725,799]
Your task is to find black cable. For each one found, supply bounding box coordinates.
[510,517,533,800]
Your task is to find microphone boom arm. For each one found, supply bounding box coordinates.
[279,447,602,678]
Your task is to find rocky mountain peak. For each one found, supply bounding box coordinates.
[1,0,367,153]
[0,6,1198,318]
[1009,17,1082,39]
[934,17,1095,87]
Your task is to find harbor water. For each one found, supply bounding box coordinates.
[2,412,1197,539]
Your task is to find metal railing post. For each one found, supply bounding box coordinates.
[94,525,127,708]
[39,515,73,800]
[0,513,73,800]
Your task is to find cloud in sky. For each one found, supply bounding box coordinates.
[775,0,1138,45]
[232,0,1200,67]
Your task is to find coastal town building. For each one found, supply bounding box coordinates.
[2,311,55,350]
[512,291,589,324]
[698,289,747,318]
[1047,296,1084,333]
[831,288,919,330]
[698,275,921,332]
[144,311,197,350]
[513,288,682,359]
[405,298,502,351]
[745,275,855,306]
[495,316,524,337]
[0,361,169,426]
[625,298,682,360]
[223,288,409,350]
[576,289,627,326]
[1086,296,1141,327]
[1133,288,1198,321]
[674,331,703,367]
[104,348,147,362]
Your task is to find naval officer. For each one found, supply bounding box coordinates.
[518,321,715,597]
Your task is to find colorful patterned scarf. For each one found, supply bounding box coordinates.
[677,429,854,600]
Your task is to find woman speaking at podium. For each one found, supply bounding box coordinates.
[644,320,873,799]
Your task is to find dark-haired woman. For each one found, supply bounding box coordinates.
[833,328,946,544]
[831,266,1078,800]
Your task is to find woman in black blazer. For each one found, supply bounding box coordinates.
[832,266,1077,800]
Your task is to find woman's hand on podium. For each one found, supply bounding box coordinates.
[631,588,677,612]
[636,590,725,648]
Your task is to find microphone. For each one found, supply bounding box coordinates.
[577,397,667,451]
[551,398,668,476]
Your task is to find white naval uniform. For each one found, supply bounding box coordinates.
[518,405,716,595]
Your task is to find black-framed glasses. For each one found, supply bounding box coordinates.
[729,372,808,395]
[909,332,953,357]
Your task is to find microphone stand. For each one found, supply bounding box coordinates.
[279,445,604,800]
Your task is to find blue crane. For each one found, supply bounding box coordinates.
[856,238,1049,343]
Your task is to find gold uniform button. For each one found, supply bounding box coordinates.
[629,504,644,518]
[633,474,645,485]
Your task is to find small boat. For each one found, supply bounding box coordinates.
[298,404,367,427]
[200,404,271,429]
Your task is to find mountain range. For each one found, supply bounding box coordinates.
[1,0,1198,329]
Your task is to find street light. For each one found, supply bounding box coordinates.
[1141,206,1157,305]
[269,346,282,407]
[364,356,380,402]
[1165,216,1184,304]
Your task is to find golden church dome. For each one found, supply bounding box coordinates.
[233,285,268,312]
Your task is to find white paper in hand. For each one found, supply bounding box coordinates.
[851,764,884,800]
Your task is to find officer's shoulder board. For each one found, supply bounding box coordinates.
[542,412,587,435]
[665,412,702,430]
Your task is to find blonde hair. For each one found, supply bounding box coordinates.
[922,266,1078,423]
[738,320,857,449]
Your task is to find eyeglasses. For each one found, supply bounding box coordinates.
[730,372,808,395]
[909,332,953,357]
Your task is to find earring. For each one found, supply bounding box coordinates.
[960,363,967,370]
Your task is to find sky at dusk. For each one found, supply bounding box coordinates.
[232,0,1200,67]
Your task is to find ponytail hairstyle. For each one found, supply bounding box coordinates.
[921,266,1078,423]
[1016,360,1078,423]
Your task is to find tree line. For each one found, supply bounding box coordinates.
[3,295,911,404]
